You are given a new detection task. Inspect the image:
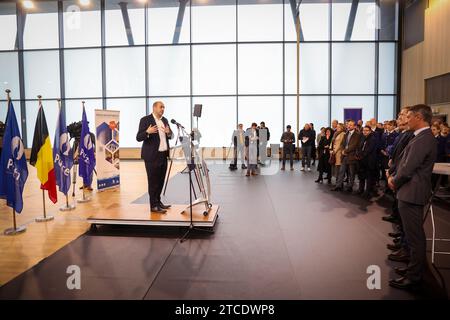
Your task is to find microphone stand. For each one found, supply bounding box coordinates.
[179,128,214,243]
[163,123,198,199]
[162,123,181,196]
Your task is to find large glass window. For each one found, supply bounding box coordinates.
[285,43,329,95]
[378,96,396,122]
[331,96,375,123]
[105,47,145,97]
[63,0,101,48]
[23,1,59,49]
[285,2,330,41]
[0,2,17,50]
[105,0,145,46]
[192,1,236,43]
[3,1,399,148]
[107,98,146,148]
[148,1,190,44]
[65,99,102,131]
[149,97,191,142]
[24,50,60,100]
[192,45,236,95]
[285,96,330,138]
[148,45,190,96]
[26,100,58,148]
[238,96,283,144]
[238,0,283,42]
[193,97,237,148]
[0,52,20,97]
[332,0,377,41]
[238,44,283,95]
[332,43,375,94]
[64,49,102,98]
[379,43,396,95]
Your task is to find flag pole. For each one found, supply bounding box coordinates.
[4,209,26,235]
[3,90,26,235]
[57,99,76,212]
[77,101,91,203]
[35,95,55,222]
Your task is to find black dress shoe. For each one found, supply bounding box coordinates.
[315,178,323,183]
[382,215,400,224]
[387,242,402,251]
[389,231,402,238]
[388,250,410,263]
[394,267,408,277]
[361,192,372,199]
[159,203,171,209]
[151,206,167,214]
[241,165,247,169]
[389,276,421,291]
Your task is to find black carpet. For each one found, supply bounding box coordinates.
[1,161,449,299]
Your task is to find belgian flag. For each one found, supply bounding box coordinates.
[30,103,57,203]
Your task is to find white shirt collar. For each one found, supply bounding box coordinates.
[152,113,162,121]
[414,126,430,136]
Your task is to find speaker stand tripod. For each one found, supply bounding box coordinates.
[179,132,214,243]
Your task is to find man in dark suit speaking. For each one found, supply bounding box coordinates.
[388,104,437,290]
[136,101,173,213]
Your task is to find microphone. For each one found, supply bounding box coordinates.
[171,119,184,129]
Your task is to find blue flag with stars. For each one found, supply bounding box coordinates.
[53,105,73,195]
[0,101,28,213]
[78,106,96,186]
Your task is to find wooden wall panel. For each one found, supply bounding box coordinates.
[401,43,425,107]
[424,0,450,79]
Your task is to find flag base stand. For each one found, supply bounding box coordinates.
[77,188,91,203]
[4,209,26,235]
[60,204,76,211]
[35,215,55,222]
[77,197,91,203]
[36,190,54,222]
[4,225,26,236]
[60,195,75,211]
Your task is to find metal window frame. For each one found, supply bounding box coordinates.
[6,0,400,147]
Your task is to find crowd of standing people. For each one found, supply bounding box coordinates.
[230,104,450,292]
[281,104,449,291]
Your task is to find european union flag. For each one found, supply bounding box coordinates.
[53,105,73,195]
[78,106,96,187]
[0,101,28,213]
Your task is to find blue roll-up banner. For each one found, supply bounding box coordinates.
[95,109,120,191]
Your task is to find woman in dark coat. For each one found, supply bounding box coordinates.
[315,127,333,184]
[357,126,378,198]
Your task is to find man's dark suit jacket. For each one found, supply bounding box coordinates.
[388,130,414,175]
[341,130,361,163]
[359,133,378,170]
[136,114,173,161]
[393,128,437,205]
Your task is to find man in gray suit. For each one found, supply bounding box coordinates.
[388,104,437,290]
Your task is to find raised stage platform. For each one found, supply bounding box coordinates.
[87,204,219,228]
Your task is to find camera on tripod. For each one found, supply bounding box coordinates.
[0,121,5,139]
[67,121,82,164]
